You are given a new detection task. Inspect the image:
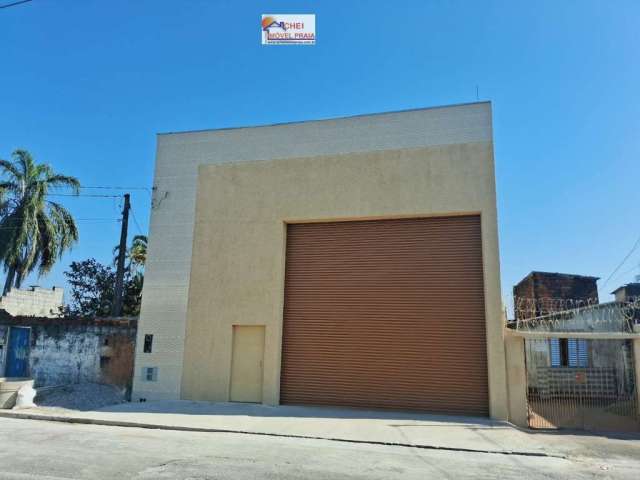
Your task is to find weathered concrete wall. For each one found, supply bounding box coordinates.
[134,101,502,405]
[0,287,63,318]
[30,325,101,385]
[0,317,136,388]
[521,303,634,334]
[589,339,636,393]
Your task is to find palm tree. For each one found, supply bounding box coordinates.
[0,150,80,294]
[113,234,148,273]
[128,235,148,269]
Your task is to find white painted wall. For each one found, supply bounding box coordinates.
[0,287,63,318]
[133,102,495,401]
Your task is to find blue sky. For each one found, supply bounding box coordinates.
[1,0,639,306]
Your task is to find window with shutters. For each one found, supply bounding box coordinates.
[550,339,588,367]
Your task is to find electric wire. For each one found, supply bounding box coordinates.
[600,233,640,289]
[0,0,32,9]
[0,219,121,230]
[46,193,123,198]
[129,206,144,235]
[80,186,151,192]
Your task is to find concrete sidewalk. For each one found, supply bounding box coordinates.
[1,401,638,460]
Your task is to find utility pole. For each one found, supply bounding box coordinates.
[112,193,130,317]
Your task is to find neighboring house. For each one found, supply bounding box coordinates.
[0,286,63,318]
[513,271,600,369]
[513,271,599,321]
[612,282,640,303]
[518,300,637,363]
[513,273,637,370]
[509,274,640,431]
[133,101,509,419]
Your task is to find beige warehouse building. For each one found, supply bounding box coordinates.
[132,101,510,420]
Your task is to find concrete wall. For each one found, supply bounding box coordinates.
[0,318,136,387]
[521,303,633,334]
[504,335,528,427]
[0,287,63,318]
[133,102,508,418]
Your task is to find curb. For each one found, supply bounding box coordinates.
[0,411,565,459]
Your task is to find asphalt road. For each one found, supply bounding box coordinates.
[0,417,636,479]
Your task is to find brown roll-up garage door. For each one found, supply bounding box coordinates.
[280,215,488,416]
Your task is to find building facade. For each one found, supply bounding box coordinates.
[513,271,599,321]
[0,286,63,318]
[132,102,509,419]
[612,283,640,302]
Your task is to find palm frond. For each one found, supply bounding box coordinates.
[129,235,147,267]
[46,174,80,194]
[0,181,20,192]
[33,162,54,180]
[47,201,79,249]
[0,159,22,182]
[0,208,25,266]
[12,150,32,180]
[0,150,80,288]
[36,210,59,275]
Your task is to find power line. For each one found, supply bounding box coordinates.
[80,186,151,192]
[130,206,144,235]
[46,193,122,198]
[610,261,640,284]
[76,218,122,222]
[0,0,32,9]
[0,217,120,221]
[0,219,121,230]
[601,233,640,289]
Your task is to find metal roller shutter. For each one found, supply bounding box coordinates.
[280,215,489,416]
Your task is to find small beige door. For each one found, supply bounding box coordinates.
[230,325,265,402]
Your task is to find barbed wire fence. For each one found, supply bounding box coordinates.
[504,295,640,332]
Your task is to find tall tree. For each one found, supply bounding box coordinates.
[63,258,143,317]
[0,149,80,294]
[63,258,115,317]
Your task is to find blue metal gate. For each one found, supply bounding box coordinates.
[5,327,30,377]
